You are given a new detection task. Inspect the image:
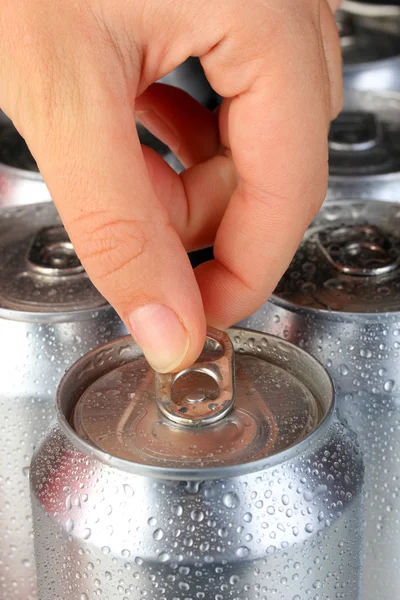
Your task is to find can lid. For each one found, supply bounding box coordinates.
[329,90,400,177]
[71,328,331,471]
[273,200,400,314]
[337,11,400,65]
[0,122,39,172]
[0,203,107,312]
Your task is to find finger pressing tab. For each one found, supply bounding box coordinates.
[25,73,206,372]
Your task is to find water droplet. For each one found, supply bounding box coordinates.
[190,509,204,522]
[66,518,74,533]
[153,528,164,541]
[236,546,250,558]
[384,380,395,393]
[339,364,348,376]
[123,484,134,497]
[223,492,239,509]
[172,504,183,516]
[158,552,170,562]
[243,512,252,522]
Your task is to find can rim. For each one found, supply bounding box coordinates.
[269,290,400,321]
[341,0,400,18]
[0,304,113,323]
[0,162,43,181]
[55,328,336,481]
[343,53,400,71]
[329,172,400,183]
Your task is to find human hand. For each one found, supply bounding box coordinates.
[0,0,342,372]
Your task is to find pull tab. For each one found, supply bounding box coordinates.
[27,226,84,277]
[316,225,400,277]
[329,112,382,152]
[155,327,235,427]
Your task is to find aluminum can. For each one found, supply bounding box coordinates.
[327,88,400,202]
[240,199,400,600]
[0,116,50,208]
[0,202,127,599]
[31,326,363,600]
[336,10,400,92]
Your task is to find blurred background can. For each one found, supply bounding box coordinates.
[327,89,400,202]
[0,113,50,208]
[336,8,400,91]
[240,199,400,600]
[0,202,127,598]
[31,327,363,599]
[138,57,218,174]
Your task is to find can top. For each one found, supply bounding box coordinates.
[273,200,400,314]
[337,11,400,66]
[0,122,39,173]
[0,203,107,314]
[66,328,333,478]
[329,89,400,178]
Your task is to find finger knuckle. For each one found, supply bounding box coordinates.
[69,211,153,283]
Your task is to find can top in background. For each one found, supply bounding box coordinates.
[58,327,334,480]
[337,10,400,66]
[327,89,400,201]
[272,200,400,316]
[0,202,107,317]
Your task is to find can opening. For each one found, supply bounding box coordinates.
[171,370,220,411]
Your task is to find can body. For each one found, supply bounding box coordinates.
[0,204,127,599]
[327,89,400,202]
[31,331,364,600]
[240,200,400,600]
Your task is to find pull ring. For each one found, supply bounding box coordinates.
[155,327,235,427]
[316,225,400,277]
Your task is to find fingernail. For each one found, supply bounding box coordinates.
[129,304,190,373]
[136,109,179,153]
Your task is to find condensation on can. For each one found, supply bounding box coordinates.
[0,202,127,599]
[240,199,400,600]
[30,328,363,600]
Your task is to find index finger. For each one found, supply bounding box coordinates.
[196,1,339,326]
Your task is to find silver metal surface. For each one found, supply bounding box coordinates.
[240,199,400,600]
[327,89,400,202]
[0,202,127,599]
[137,58,218,173]
[341,0,400,18]
[336,10,400,91]
[159,57,217,109]
[31,328,363,599]
[156,328,235,426]
[0,120,50,207]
